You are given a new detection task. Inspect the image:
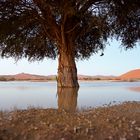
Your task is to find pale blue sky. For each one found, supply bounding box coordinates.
[0,40,139,76]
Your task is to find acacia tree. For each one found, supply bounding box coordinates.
[0,0,140,88]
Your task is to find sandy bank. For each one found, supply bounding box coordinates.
[0,102,140,140]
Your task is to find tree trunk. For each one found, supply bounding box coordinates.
[57,87,78,112]
[57,45,79,88]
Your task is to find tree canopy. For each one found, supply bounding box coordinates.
[0,0,140,61]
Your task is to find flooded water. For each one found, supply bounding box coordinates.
[0,81,140,111]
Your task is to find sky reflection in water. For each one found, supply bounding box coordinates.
[0,81,140,111]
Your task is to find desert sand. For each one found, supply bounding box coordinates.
[120,69,140,80]
[0,102,140,140]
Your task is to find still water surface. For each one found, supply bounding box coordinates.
[0,81,140,110]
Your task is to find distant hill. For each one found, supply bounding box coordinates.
[2,69,140,81]
[0,73,116,81]
[0,73,56,81]
[1,69,140,81]
[119,69,140,80]
[14,73,47,80]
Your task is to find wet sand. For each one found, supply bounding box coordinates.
[0,102,140,140]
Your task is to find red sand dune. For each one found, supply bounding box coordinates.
[119,69,140,80]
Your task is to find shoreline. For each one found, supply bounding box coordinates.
[0,102,140,140]
[0,79,140,82]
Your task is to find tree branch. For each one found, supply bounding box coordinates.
[33,0,60,41]
[79,0,102,14]
[66,23,80,34]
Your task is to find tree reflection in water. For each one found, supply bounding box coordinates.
[57,88,79,112]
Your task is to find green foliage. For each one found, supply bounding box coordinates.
[0,0,139,61]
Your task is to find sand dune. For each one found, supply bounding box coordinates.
[119,69,140,80]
